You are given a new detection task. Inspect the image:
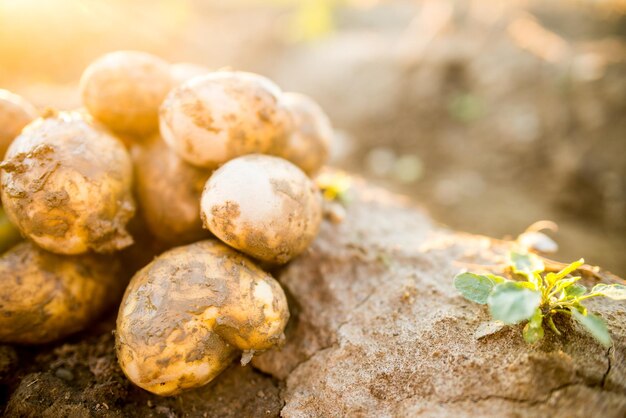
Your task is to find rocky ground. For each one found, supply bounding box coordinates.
[1,180,624,417]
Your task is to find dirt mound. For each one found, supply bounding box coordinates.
[2,181,625,417]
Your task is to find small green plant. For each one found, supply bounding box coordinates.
[315,170,352,204]
[454,252,626,347]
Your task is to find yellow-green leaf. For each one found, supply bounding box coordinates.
[523,308,544,344]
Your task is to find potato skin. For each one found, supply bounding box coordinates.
[201,155,322,264]
[276,92,332,175]
[0,241,123,344]
[0,111,135,255]
[132,135,212,245]
[116,240,289,396]
[159,71,292,168]
[80,51,172,137]
[0,90,38,159]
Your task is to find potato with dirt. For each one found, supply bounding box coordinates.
[159,71,292,168]
[0,90,38,159]
[80,50,173,137]
[276,92,333,175]
[0,111,135,255]
[132,135,212,245]
[201,154,322,264]
[0,241,123,344]
[116,239,289,396]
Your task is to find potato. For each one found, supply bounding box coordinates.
[0,90,38,159]
[0,111,135,255]
[0,241,123,344]
[80,51,172,137]
[201,155,322,264]
[116,239,289,396]
[0,207,22,254]
[170,62,211,85]
[132,135,211,245]
[159,71,292,168]
[276,92,332,175]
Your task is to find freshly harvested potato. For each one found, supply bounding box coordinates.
[170,62,211,85]
[80,51,172,137]
[201,155,322,264]
[276,92,332,175]
[116,239,289,396]
[159,71,292,168]
[0,207,22,254]
[132,135,211,245]
[0,111,135,255]
[0,241,123,344]
[0,90,38,159]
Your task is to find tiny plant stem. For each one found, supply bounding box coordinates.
[576,293,602,301]
[547,316,562,335]
[552,309,572,315]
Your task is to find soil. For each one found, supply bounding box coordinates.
[2,180,624,417]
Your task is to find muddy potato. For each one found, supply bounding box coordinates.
[0,241,123,344]
[159,71,292,168]
[276,92,333,175]
[132,135,211,245]
[80,51,172,137]
[0,111,135,255]
[170,62,211,85]
[0,90,38,159]
[201,155,322,264]
[0,207,22,254]
[116,240,289,396]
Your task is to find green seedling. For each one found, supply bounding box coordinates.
[454,251,626,347]
[315,170,352,204]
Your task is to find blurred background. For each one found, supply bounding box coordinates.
[0,0,624,274]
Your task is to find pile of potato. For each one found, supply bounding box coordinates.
[0,51,333,396]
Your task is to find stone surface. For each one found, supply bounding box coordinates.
[255,181,626,418]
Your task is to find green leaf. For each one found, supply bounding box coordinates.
[590,284,626,300]
[523,309,545,344]
[487,282,542,325]
[510,252,545,276]
[551,276,582,296]
[563,283,587,298]
[454,273,499,305]
[571,309,612,348]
